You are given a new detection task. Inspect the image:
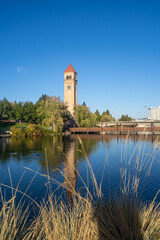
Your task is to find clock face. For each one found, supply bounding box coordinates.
[67,85,71,90]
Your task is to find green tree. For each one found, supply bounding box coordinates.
[2,98,12,118]
[101,109,110,116]
[118,114,133,121]
[0,100,4,118]
[95,109,101,122]
[36,96,71,133]
[37,94,48,103]
[106,109,110,115]
[100,109,115,122]
[23,102,37,123]
[8,101,17,119]
[74,105,97,127]
[14,102,24,120]
[101,114,115,122]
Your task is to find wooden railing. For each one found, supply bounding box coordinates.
[69,122,160,135]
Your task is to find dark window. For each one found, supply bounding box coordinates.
[66,75,72,79]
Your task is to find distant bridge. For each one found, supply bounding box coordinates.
[69,121,160,135]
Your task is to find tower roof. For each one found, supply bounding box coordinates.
[64,64,77,73]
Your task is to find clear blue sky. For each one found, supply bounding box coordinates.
[0,0,160,119]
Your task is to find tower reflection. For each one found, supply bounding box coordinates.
[64,140,77,205]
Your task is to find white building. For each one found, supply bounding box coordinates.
[148,106,160,120]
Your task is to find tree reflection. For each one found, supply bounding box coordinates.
[0,134,158,203]
[0,137,41,162]
[0,135,157,166]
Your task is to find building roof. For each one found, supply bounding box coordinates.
[64,64,77,73]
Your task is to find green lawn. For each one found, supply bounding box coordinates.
[0,122,29,133]
[12,123,29,128]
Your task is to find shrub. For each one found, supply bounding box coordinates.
[10,127,25,138]
[24,124,44,137]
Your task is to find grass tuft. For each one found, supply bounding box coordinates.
[24,197,98,240]
[0,195,29,240]
[141,191,160,240]
[95,196,143,240]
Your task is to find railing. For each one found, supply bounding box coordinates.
[69,122,160,135]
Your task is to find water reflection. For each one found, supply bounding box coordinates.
[0,134,160,203]
[63,140,77,204]
[0,135,100,168]
[0,134,159,169]
[0,135,100,203]
[63,134,160,202]
[70,134,160,143]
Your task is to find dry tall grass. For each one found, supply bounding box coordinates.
[0,195,28,240]
[94,197,142,240]
[140,191,160,240]
[1,192,160,240]
[24,197,98,240]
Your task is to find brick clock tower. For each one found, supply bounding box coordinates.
[64,64,77,115]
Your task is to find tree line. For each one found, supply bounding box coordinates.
[0,95,133,132]
[0,95,71,133]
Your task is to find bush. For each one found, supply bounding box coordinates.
[10,127,25,138]
[10,124,48,137]
[24,124,44,137]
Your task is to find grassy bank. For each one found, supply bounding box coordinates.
[0,122,54,136]
[0,122,24,133]
[0,122,29,134]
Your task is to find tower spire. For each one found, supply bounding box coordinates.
[64,64,77,73]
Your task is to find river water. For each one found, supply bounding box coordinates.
[0,134,160,205]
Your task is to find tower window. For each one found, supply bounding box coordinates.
[66,75,72,79]
[67,85,71,90]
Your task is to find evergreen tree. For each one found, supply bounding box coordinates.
[95,109,101,122]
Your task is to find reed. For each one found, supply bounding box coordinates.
[24,197,98,240]
[140,190,160,240]
[0,194,29,240]
[94,196,142,240]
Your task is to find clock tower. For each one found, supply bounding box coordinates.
[64,64,77,115]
